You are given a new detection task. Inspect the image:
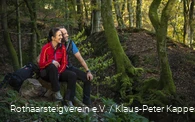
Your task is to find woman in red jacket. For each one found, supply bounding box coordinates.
[39,27,76,105]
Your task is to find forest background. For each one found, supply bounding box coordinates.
[0,0,195,121]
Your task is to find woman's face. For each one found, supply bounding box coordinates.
[53,30,62,44]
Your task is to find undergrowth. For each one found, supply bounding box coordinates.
[0,30,150,122]
[0,88,149,122]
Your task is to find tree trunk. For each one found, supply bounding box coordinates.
[149,0,176,94]
[121,0,126,15]
[24,0,41,63]
[136,0,142,29]
[64,0,70,31]
[127,0,134,27]
[113,0,126,28]
[189,1,194,47]
[183,0,190,45]
[77,0,84,31]
[0,0,20,70]
[91,0,101,34]
[101,0,143,99]
[16,0,22,67]
[70,0,77,28]
[83,0,89,23]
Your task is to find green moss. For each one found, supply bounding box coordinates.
[139,78,159,93]
[125,78,173,106]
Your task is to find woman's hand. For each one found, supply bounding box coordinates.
[52,60,60,68]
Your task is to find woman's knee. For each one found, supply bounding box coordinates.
[47,64,58,72]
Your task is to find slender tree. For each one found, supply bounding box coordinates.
[77,0,84,30]
[113,0,126,28]
[64,0,70,31]
[182,0,194,46]
[83,0,89,23]
[136,0,142,28]
[189,0,194,47]
[0,0,20,70]
[69,0,77,29]
[183,0,189,45]
[16,0,22,67]
[121,0,126,15]
[24,0,40,62]
[101,0,143,99]
[149,0,177,94]
[91,0,101,34]
[127,0,134,27]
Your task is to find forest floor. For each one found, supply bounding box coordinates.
[87,28,195,121]
[87,28,195,103]
[1,28,195,121]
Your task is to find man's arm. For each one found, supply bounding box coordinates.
[74,52,89,71]
[74,52,93,81]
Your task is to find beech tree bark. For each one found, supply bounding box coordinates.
[0,0,20,70]
[136,0,142,29]
[149,0,177,94]
[24,0,41,62]
[16,0,22,67]
[101,0,143,99]
[127,0,134,27]
[113,0,126,28]
[91,0,101,34]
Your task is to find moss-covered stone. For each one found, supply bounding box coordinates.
[38,78,83,101]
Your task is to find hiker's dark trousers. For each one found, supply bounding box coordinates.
[67,66,91,105]
[41,64,76,101]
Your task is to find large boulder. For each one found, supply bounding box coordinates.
[19,78,46,98]
[38,78,83,100]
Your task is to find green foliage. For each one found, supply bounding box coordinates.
[101,97,149,122]
[71,29,94,56]
[0,75,3,81]
[103,73,122,87]
[129,78,172,107]
[38,38,47,50]
[0,88,99,122]
[85,52,117,99]
[70,30,122,99]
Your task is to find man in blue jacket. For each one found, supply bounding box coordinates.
[60,27,93,106]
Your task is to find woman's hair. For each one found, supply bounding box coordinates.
[47,27,61,42]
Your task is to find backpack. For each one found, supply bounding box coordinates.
[65,39,73,67]
[0,62,40,91]
[66,39,73,55]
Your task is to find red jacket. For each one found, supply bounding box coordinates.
[39,42,67,73]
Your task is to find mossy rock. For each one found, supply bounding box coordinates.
[38,78,83,101]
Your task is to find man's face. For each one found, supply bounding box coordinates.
[60,28,69,42]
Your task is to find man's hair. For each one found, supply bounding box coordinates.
[57,26,66,29]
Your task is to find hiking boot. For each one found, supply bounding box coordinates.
[53,91,63,101]
[64,100,74,107]
[44,89,53,98]
[74,97,87,107]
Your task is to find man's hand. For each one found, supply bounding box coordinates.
[87,72,93,81]
[52,60,60,68]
